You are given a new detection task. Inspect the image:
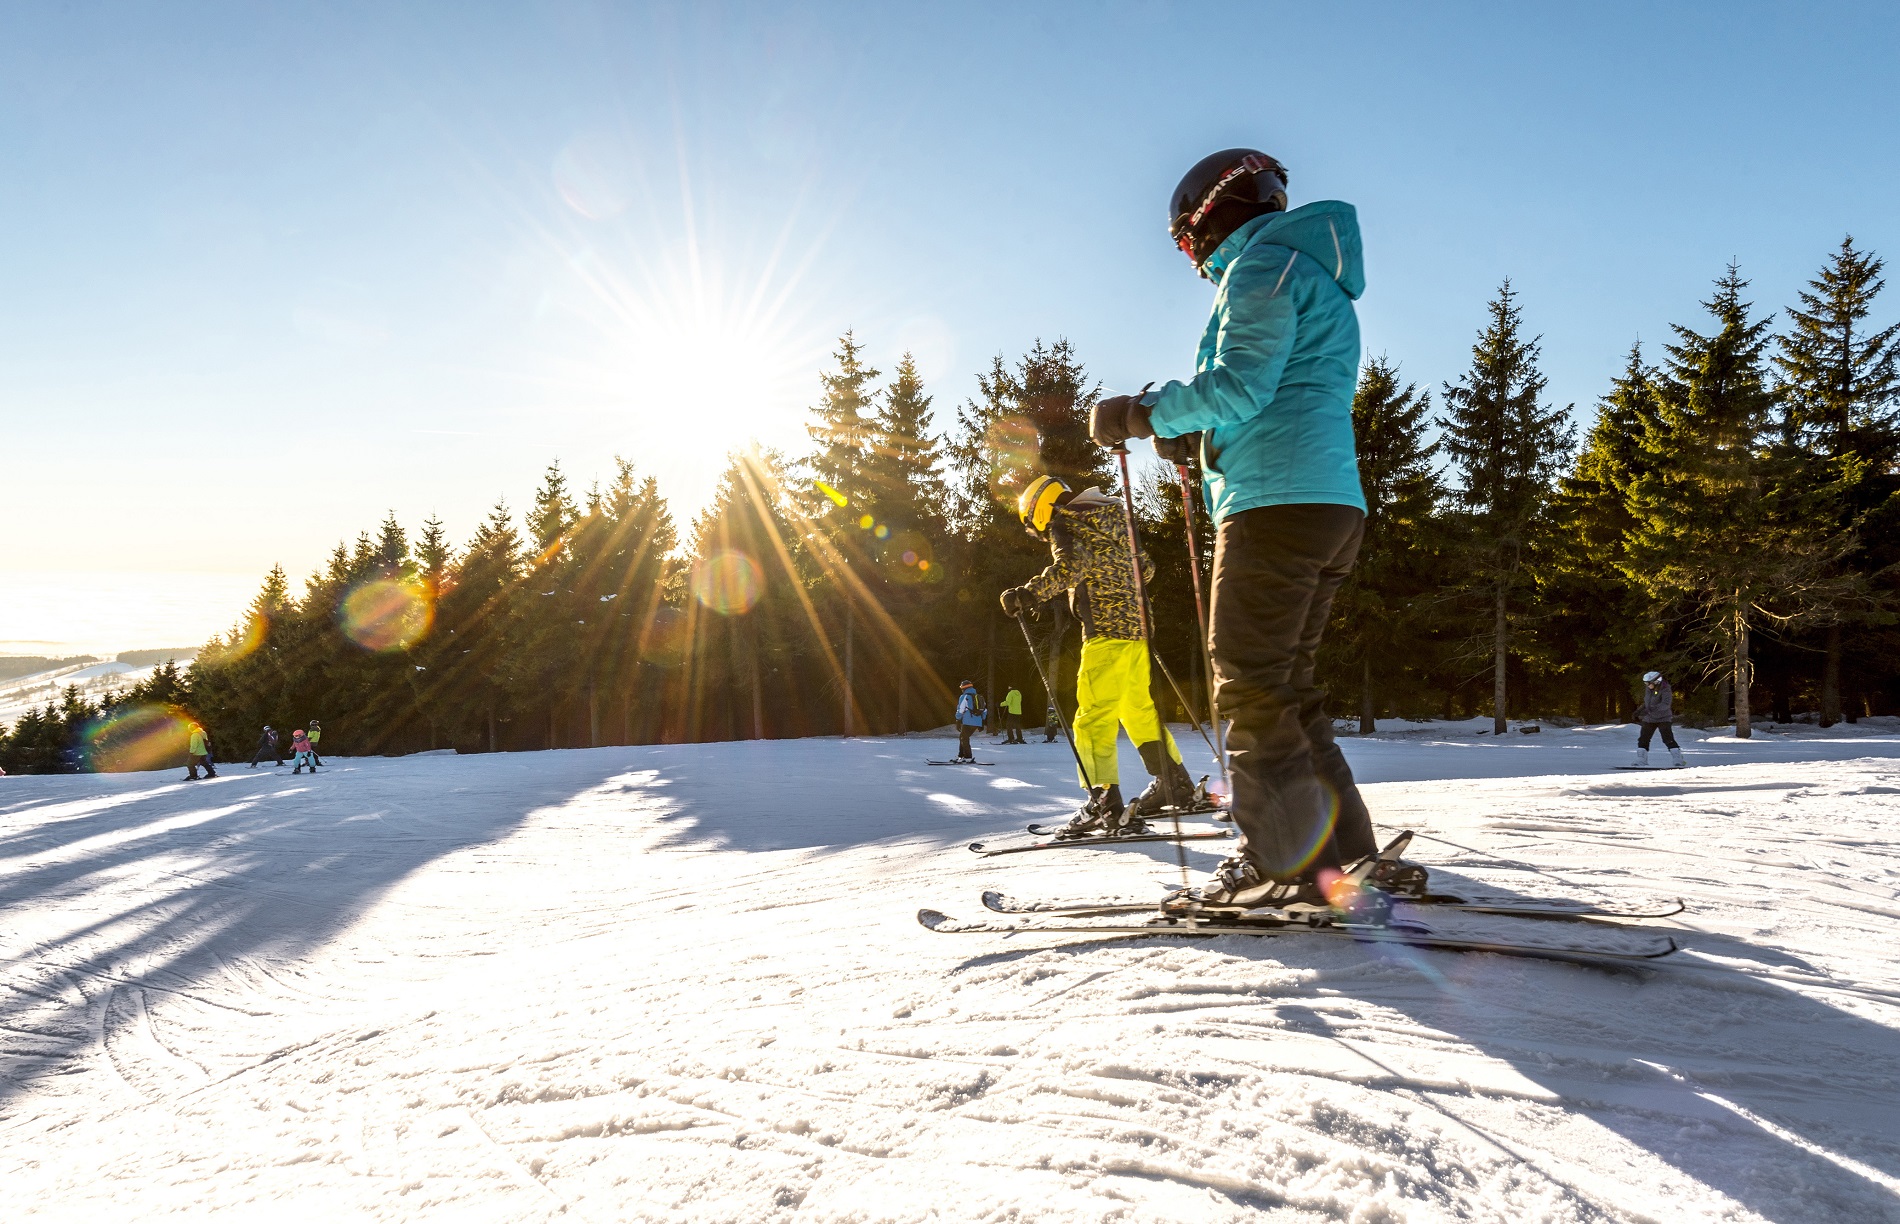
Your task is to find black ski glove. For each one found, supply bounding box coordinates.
[1153,431,1202,464]
[1000,586,1033,617]
[1089,393,1155,448]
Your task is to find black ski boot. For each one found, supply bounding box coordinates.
[1166,854,1295,909]
[1348,832,1431,898]
[1055,784,1123,839]
[1129,741,1198,816]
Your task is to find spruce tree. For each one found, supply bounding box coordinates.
[1624,267,1847,737]
[1438,284,1574,733]
[516,464,581,747]
[685,449,817,741]
[803,334,884,734]
[431,500,522,751]
[1329,357,1442,730]
[860,353,951,730]
[807,331,881,505]
[1772,237,1900,723]
[944,341,1109,721]
[1536,344,1664,722]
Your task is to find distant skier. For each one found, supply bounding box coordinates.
[185,720,216,780]
[1634,671,1685,767]
[954,681,984,763]
[1001,685,1025,744]
[1001,474,1193,835]
[1043,699,1060,743]
[249,725,282,767]
[289,727,318,774]
[306,719,324,766]
[1088,148,1388,914]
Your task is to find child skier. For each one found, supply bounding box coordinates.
[1634,671,1685,767]
[306,720,324,766]
[953,681,984,763]
[289,727,318,774]
[1088,149,1389,913]
[1001,475,1194,835]
[249,725,281,767]
[1043,700,1060,743]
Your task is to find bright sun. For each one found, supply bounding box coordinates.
[535,146,835,518]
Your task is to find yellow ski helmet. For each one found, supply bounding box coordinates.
[1016,475,1069,533]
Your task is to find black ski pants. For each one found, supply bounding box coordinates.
[957,722,976,759]
[1637,721,1678,750]
[1005,713,1024,743]
[1210,503,1377,882]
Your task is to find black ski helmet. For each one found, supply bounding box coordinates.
[1169,149,1289,272]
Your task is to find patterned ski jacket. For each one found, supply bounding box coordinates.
[1018,490,1151,642]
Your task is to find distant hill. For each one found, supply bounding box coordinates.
[0,655,99,682]
[116,648,200,667]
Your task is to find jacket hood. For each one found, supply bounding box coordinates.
[1204,201,1364,300]
[1064,486,1120,511]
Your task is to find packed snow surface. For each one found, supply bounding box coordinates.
[3,720,1899,1221]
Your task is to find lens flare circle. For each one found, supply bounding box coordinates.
[84,703,192,773]
[691,550,763,616]
[340,579,434,652]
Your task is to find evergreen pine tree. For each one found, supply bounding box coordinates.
[1624,267,1847,737]
[1537,344,1663,723]
[516,464,581,747]
[1328,357,1442,730]
[1772,237,1900,723]
[807,331,881,505]
[846,354,953,730]
[944,341,1109,719]
[431,500,523,751]
[1438,283,1575,733]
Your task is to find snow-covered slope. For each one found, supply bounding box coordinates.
[2,726,1897,1221]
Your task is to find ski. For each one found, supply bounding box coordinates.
[1615,765,1684,771]
[1026,806,1226,835]
[927,760,997,766]
[917,908,1679,966]
[980,889,1684,922]
[968,828,1234,857]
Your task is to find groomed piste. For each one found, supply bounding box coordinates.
[2,719,1898,1221]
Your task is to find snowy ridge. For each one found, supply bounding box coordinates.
[0,728,1897,1219]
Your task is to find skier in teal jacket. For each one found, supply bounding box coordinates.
[1090,150,1385,915]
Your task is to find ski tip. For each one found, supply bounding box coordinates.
[917,908,956,932]
[981,890,1009,912]
[967,841,988,854]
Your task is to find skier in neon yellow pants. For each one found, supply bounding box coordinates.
[1001,475,1197,834]
[1073,637,1181,790]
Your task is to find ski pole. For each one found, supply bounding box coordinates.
[1113,440,1193,902]
[1012,610,1094,796]
[1174,459,1227,786]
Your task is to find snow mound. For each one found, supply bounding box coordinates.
[0,732,1896,1220]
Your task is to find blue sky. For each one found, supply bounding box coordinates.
[3,1,1897,647]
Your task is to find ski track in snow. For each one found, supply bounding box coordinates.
[0,722,1896,1221]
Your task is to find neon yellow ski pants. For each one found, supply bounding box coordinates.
[1072,637,1180,787]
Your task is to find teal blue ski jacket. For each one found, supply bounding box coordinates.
[1144,201,1367,521]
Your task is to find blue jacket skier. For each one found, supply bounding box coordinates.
[1089,149,1382,913]
[954,681,984,763]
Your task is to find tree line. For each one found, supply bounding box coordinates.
[2,239,1895,774]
